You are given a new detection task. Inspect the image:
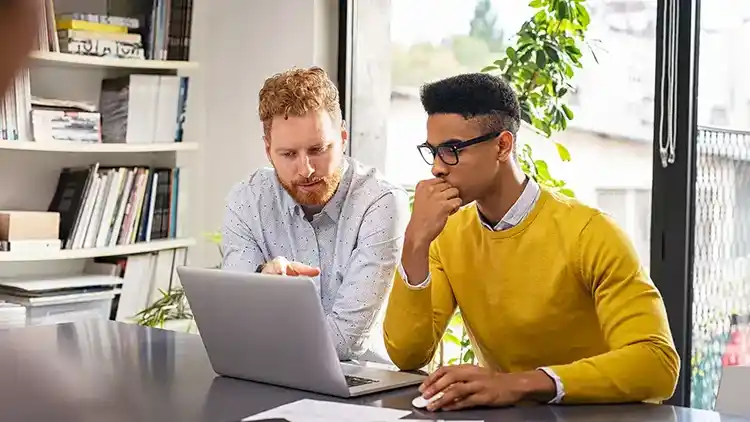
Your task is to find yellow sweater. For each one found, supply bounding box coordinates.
[383,188,680,404]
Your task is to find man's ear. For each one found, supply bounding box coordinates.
[497,131,515,162]
[340,120,349,149]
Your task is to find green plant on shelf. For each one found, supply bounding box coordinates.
[135,231,222,328]
[134,286,192,328]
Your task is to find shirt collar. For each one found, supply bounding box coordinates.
[478,177,540,231]
[280,156,352,221]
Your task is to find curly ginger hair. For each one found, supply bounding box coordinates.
[258,66,342,139]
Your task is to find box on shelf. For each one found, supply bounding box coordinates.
[0,211,59,241]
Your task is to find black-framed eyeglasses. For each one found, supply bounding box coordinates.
[417,131,501,166]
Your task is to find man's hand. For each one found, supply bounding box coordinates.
[406,178,461,247]
[418,364,556,412]
[261,256,320,276]
[400,179,461,284]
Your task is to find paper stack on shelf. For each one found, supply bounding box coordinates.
[31,96,101,144]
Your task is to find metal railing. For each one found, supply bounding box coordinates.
[691,125,750,410]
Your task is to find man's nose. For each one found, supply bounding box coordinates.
[297,155,314,178]
[431,157,448,178]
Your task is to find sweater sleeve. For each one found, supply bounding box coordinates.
[546,213,680,403]
[383,242,457,370]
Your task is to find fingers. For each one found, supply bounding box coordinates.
[441,187,460,200]
[261,257,320,277]
[418,178,453,193]
[419,365,449,394]
[441,392,486,412]
[288,262,321,276]
[447,197,462,215]
[421,365,477,398]
[427,382,481,412]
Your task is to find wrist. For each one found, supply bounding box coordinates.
[508,370,557,403]
[401,233,430,286]
[404,228,430,256]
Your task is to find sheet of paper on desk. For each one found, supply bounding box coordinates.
[241,399,412,421]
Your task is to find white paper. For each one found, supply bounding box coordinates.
[242,399,412,421]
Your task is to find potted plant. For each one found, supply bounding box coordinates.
[134,231,223,333]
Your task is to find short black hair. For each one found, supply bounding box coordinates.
[420,73,521,136]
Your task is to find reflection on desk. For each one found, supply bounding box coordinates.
[0,321,745,422]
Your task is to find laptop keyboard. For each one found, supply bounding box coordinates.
[345,375,378,387]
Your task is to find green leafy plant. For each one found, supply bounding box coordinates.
[134,286,193,328]
[135,231,223,328]
[481,0,595,196]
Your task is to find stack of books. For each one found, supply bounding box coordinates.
[56,13,144,60]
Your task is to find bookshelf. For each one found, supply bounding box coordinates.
[0,0,199,333]
[0,139,198,153]
[0,238,195,262]
[29,51,199,71]
[0,3,197,264]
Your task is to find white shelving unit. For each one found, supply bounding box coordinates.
[29,51,199,71]
[0,51,199,265]
[0,139,199,153]
[0,238,196,262]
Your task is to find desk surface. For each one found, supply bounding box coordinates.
[0,320,745,422]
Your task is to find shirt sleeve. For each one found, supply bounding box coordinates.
[538,367,566,403]
[327,189,411,361]
[397,262,432,289]
[220,183,266,272]
[384,240,457,370]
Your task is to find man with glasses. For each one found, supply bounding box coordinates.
[382,73,679,410]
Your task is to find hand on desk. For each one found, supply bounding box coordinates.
[418,364,556,412]
[261,256,320,277]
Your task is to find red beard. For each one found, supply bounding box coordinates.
[279,168,342,206]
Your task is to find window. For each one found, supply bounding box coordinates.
[342,0,658,372]
[596,188,651,270]
[710,105,729,127]
[345,0,657,200]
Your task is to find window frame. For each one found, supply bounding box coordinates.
[338,0,702,407]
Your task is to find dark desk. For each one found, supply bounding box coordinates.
[0,321,745,422]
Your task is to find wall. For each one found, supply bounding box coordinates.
[188,0,340,266]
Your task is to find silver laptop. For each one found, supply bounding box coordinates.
[176,266,426,397]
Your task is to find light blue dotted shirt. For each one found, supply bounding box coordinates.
[221,156,410,360]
